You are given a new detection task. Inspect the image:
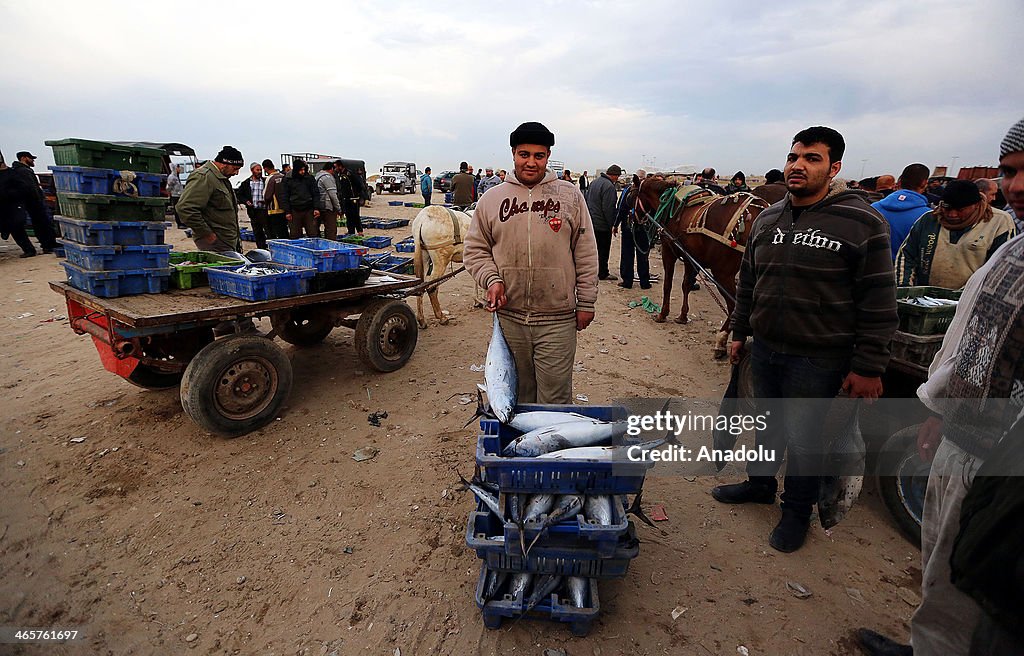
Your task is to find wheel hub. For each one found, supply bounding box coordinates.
[378,315,409,360]
[215,356,278,420]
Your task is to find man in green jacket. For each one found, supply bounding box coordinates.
[177,146,244,253]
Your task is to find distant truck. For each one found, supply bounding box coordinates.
[377,161,417,194]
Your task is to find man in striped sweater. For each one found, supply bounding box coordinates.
[712,126,898,553]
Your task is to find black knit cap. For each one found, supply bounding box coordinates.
[941,179,983,210]
[510,122,554,148]
[215,146,244,166]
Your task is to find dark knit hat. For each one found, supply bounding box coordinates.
[215,146,244,166]
[606,165,622,176]
[1001,116,1024,158]
[510,122,554,148]
[941,179,983,210]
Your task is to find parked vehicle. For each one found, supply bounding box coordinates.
[434,171,456,192]
[377,162,416,194]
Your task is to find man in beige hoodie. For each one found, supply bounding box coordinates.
[463,121,599,404]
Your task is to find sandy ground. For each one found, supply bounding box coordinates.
[0,191,919,655]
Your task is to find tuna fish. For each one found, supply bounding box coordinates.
[525,495,583,555]
[484,314,517,424]
[501,420,630,457]
[507,411,610,433]
[583,495,614,525]
[567,577,588,608]
[523,574,562,615]
[459,474,504,521]
[481,569,510,602]
[534,437,667,461]
[507,572,532,601]
[522,494,556,522]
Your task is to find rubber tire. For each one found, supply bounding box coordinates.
[125,363,183,389]
[272,309,333,346]
[180,335,293,438]
[354,298,418,372]
[875,424,926,546]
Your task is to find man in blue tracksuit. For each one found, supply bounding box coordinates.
[871,163,932,259]
[421,167,433,206]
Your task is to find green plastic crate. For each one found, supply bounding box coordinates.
[45,138,165,173]
[169,251,244,289]
[896,286,962,335]
[57,193,168,221]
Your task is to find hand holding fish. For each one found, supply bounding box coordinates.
[576,311,595,331]
[485,282,507,312]
[729,339,746,364]
[841,372,882,403]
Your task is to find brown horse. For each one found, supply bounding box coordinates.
[631,176,769,358]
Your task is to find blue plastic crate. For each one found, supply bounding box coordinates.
[58,239,171,271]
[206,263,315,301]
[61,262,170,297]
[374,219,405,230]
[363,235,392,249]
[394,239,415,253]
[48,166,164,197]
[267,238,368,272]
[475,564,599,636]
[379,254,413,274]
[240,227,255,242]
[444,192,454,203]
[476,404,652,495]
[388,200,404,206]
[55,216,168,246]
[502,495,631,559]
[466,509,638,578]
[362,252,391,268]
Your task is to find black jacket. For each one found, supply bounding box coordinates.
[0,166,45,231]
[731,185,898,376]
[281,172,319,212]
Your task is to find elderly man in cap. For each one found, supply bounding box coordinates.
[176,146,245,253]
[895,178,1016,289]
[478,167,502,197]
[586,164,622,280]
[464,121,599,404]
[857,115,1024,656]
[11,149,58,253]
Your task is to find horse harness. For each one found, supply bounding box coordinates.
[418,207,466,251]
[640,184,767,253]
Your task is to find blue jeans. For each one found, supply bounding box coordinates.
[619,223,651,287]
[423,192,431,206]
[747,340,848,517]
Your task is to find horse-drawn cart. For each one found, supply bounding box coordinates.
[50,272,426,437]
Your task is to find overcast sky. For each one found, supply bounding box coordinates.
[2,0,1021,180]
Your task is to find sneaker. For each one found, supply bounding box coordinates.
[769,511,810,553]
[854,628,913,656]
[711,480,776,504]
[649,274,660,282]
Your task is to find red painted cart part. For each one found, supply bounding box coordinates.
[91,335,141,378]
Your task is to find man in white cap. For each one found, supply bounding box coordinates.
[478,167,502,197]
[857,115,1024,656]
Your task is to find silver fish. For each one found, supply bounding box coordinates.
[461,474,504,520]
[584,495,614,526]
[525,495,583,555]
[522,494,555,522]
[484,314,517,424]
[502,420,630,457]
[818,397,866,529]
[507,572,532,601]
[523,574,562,614]
[567,577,588,608]
[482,569,510,602]
[507,493,524,525]
[535,437,667,461]
[507,411,609,433]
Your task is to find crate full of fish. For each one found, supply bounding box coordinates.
[57,239,172,271]
[169,251,246,289]
[56,193,168,222]
[475,564,600,636]
[503,494,634,559]
[466,506,639,578]
[48,166,164,197]
[895,286,961,335]
[61,262,171,298]
[394,238,415,253]
[55,216,169,246]
[206,262,315,301]
[267,238,367,273]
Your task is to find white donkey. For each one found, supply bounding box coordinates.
[411,205,482,328]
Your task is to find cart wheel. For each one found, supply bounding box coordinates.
[272,309,334,346]
[180,335,293,437]
[126,364,183,389]
[354,298,418,372]
[875,424,926,545]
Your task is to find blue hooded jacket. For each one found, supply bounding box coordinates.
[872,190,931,260]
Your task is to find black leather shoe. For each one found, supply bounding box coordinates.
[711,480,776,505]
[855,628,912,655]
[20,251,37,258]
[769,511,810,553]
[617,281,632,289]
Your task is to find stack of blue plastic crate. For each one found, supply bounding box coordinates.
[46,139,172,298]
[467,403,653,635]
